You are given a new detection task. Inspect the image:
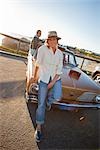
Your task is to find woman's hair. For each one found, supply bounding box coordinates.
[45,39,50,48]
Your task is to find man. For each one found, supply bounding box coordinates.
[26,30,42,96]
[31,29,42,58]
[32,31,63,142]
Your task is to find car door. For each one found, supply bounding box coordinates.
[61,51,83,102]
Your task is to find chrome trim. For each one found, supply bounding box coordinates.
[53,101,100,109]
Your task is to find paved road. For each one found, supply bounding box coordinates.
[0,52,100,150]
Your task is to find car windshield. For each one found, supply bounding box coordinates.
[63,51,76,66]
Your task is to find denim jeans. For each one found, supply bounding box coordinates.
[36,79,62,125]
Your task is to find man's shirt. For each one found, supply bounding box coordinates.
[35,45,63,83]
[31,35,40,49]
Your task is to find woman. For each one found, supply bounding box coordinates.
[32,31,63,142]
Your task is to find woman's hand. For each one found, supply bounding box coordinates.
[48,75,60,90]
[48,81,55,89]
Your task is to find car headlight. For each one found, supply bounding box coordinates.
[95,95,100,103]
[31,83,39,91]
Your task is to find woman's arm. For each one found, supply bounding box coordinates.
[48,74,60,89]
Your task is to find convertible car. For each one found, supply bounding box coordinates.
[25,46,100,109]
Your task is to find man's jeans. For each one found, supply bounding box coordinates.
[36,79,62,125]
[31,48,37,59]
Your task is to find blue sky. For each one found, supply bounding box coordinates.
[0,0,100,54]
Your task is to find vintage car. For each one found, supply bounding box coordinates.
[25,47,100,109]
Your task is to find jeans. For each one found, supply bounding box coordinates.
[31,48,38,59]
[36,79,62,125]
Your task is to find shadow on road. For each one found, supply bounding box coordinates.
[0,80,25,99]
[0,51,27,62]
[26,101,99,150]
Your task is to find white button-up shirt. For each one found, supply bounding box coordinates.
[36,45,63,83]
